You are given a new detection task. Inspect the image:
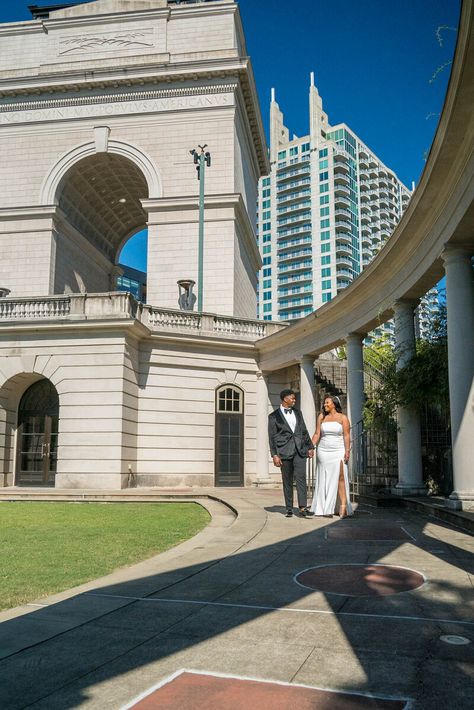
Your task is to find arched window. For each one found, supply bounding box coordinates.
[215,385,244,487]
[16,380,59,487]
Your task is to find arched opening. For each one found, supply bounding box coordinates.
[16,380,59,487]
[53,153,149,296]
[117,228,148,303]
[215,385,244,487]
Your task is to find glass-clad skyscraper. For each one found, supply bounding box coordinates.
[257,74,413,329]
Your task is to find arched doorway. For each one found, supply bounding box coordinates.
[215,385,244,487]
[16,380,59,487]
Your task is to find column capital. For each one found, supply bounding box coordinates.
[298,354,315,366]
[393,298,419,314]
[441,245,473,265]
[345,332,365,345]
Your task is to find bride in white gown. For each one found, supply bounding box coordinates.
[310,395,353,517]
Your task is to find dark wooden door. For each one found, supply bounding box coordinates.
[16,381,59,486]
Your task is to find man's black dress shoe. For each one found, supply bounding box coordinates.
[298,508,314,518]
[285,509,293,517]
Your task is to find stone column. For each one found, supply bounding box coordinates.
[255,370,272,485]
[299,355,316,438]
[442,247,474,509]
[346,333,365,430]
[392,300,426,496]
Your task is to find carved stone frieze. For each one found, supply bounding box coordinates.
[0,85,237,125]
[58,29,155,55]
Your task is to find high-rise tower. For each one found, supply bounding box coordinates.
[257,76,412,330]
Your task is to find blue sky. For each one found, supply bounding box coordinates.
[1,0,460,273]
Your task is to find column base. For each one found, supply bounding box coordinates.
[391,484,427,497]
[446,492,474,511]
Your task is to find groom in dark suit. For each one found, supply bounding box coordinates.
[268,389,314,518]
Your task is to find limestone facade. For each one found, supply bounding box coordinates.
[0,0,285,490]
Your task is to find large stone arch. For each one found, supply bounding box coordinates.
[40,139,162,205]
[39,139,162,296]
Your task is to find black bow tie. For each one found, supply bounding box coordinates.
[284,408,293,414]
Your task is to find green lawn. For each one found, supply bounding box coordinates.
[0,501,210,611]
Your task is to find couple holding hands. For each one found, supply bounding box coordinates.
[268,388,353,519]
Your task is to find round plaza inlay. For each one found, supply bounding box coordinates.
[295,564,425,596]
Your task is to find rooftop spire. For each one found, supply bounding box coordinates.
[271,87,276,103]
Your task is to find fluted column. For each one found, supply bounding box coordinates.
[255,370,272,484]
[299,355,316,438]
[392,300,426,495]
[442,247,474,509]
[346,333,365,430]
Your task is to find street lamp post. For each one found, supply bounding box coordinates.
[190,145,211,312]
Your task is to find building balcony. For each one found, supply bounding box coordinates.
[359,159,369,170]
[277,188,311,205]
[334,148,352,161]
[335,208,352,220]
[277,164,311,182]
[278,236,312,251]
[336,242,352,257]
[334,172,350,186]
[278,296,313,309]
[360,214,371,225]
[360,192,370,203]
[334,185,350,197]
[277,211,311,227]
[277,199,311,215]
[277,178,311,194]
[336,255,353,268]
[278,271,313,285]
[278,248,313,263]
[369,158,378,168]
[335,194,351,208]
[278,224,312,238]
[336,267,355,278]
[359,148,369,159]
[334,161,350,175]
[278,259,313,274]
[336,233,352,249]
[335,220,352,232]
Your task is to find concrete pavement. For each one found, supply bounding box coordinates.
[0,489,472,709]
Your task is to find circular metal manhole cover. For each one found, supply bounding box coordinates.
[440,635,471,645]
[295,564,425,596]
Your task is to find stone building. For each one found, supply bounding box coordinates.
[0,0,292,490]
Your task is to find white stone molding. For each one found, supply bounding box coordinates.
[40,139,162,204]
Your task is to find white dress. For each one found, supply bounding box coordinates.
[310,421,353,516]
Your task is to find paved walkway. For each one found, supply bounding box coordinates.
[0,489,472,709]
